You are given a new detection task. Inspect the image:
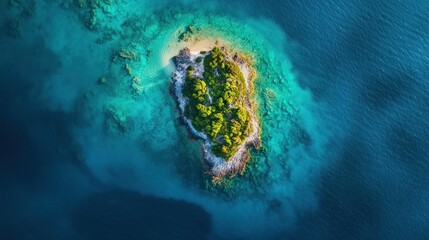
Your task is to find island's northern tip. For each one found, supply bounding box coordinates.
[162,37,227,68]
[171,44,261,178]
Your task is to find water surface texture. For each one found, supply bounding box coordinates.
[1,0,428,239]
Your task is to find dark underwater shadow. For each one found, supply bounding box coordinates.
[361,72,415,110]
[279,137,383,240]
[388,123,429,185]
[71,190,212,240]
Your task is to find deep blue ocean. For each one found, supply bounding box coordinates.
[1,0,428,239]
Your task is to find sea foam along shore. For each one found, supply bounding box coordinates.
[171,46,261,178]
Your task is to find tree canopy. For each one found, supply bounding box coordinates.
[183,47,252,160]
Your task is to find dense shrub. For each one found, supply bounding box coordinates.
[183,47,251,160]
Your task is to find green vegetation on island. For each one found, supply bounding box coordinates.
[183,47,253,160]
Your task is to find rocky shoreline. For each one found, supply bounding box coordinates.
[171,47,261,178]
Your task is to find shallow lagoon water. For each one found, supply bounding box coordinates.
[1,0,429,239]
[68,4,325,237]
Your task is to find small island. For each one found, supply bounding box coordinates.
[171,46,261,178]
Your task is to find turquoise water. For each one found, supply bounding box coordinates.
[2,0,429,239]
[21,1,327,238]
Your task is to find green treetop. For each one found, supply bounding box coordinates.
[183,47,252,160]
